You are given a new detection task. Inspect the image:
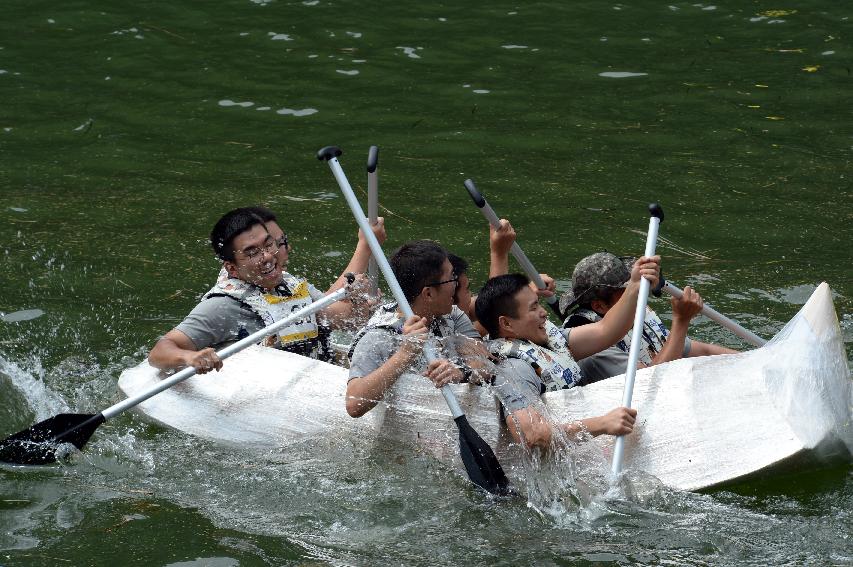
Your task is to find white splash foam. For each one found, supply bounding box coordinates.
[472,89,490,94]
[346,31,362,38]
[269,32,292,41]
[336,69,359,75]
[502,45,527,49]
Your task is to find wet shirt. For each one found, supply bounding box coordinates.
[348,305,481,381]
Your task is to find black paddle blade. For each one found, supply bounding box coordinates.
[454,415,512,496]
[0,413,105,465]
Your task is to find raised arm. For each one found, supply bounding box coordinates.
[326,217,387,293]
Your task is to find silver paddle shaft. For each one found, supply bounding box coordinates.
[326,156,466,419]
[474,201,560,311]
[611,215,661,476]
[102,287,348,420]
[661,282,766,347]
[367,146,379,295]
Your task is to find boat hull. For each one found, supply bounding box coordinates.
[118,283,851,491]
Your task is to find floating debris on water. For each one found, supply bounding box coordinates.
[2,309,45,323]
[599,71,648,78]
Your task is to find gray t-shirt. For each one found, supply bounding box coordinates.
[176,278,324,350]
[491,358,545,414]
[348,306,481,380]
[577,337,693,384]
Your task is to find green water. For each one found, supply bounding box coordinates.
[1,1,851,565]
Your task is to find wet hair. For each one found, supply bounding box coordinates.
[448,253,468,277]
[389,240,448,302]
[475,274,531,338]
[210,208,268,262]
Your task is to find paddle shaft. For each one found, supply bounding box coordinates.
[324,155,466,418]
[661,281,766,347]
[367,146,379,295]
[102,287,347,420]
[611,210,662,476]
[463,179,561,317]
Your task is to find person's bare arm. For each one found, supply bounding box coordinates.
[506,406,637,449]
[345,315,426,417]
[149,329,222,374]
[326,217,386,293]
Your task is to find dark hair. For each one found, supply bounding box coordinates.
[210,208,268,261]
[580,287,622,310]
[475,274,530,338]
[243,206,277,224]
[389,240,448,302]
[447,253,468,277]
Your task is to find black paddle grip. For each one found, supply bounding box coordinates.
[464,179,486,208]
[367,146,379,173]
[317,146,343,161]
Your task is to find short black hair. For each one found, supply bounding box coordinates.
[210,208,268,262]
[389,240,448,303]
[448,253,468,277]
[243,205,277,224]
[475,274,531,338]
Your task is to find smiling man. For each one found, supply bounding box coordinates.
[474,261,659,450]
[149,207,384,374]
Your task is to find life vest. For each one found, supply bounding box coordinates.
[347,302,462,366]
[565,306,668,366]
[203,272,330,360]
[487,320,583,392]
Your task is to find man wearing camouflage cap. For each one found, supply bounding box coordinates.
[561,252,736,383]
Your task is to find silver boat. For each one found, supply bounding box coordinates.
[118,282,852,491]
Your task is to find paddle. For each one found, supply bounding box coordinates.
[317,146,511,496]
[367,145,379,295]
[0,285,350,466]
[611,203,664,476]
[463,179,562,318]
[656,280,766,347]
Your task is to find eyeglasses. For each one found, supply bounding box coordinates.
[238,236,278,260]
[426,275,459,288]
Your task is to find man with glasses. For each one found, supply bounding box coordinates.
[561,252,736,384]
[149,207,385,373]
[345,240,490,418]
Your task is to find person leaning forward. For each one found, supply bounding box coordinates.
[561,252,737,384]
[474,257,659,450]
[345,240,492,418]
[148,207,385,374]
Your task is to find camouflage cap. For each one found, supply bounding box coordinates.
[559,252,633,314]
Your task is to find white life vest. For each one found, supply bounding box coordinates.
[347,302,461,366]
[568,306,669,366]
[487,320,583,391]
[204,272,327,358]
